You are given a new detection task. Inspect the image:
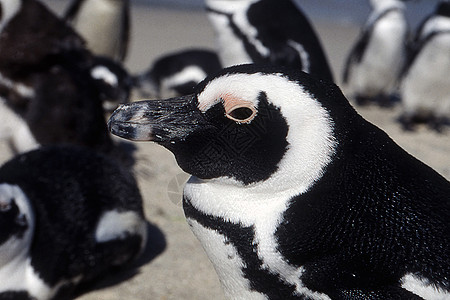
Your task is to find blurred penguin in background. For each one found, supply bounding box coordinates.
[205,0,334,82]
[398,1,450,131]
[342,0,409,106]
[65,0,130,62]
[134,49,222,99]
[0,0,134,166]
[0,146,148,300]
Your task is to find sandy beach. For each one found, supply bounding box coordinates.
[1,1,449,299]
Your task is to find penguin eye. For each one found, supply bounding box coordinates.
[226,106,257,123]
[222,96,257,124]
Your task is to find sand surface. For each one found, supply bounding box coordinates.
[1,1,448,299]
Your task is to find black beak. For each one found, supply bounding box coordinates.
[108,94,210,143]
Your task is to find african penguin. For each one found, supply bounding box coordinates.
[64,0,130,62]
[91,55,133,112]
[135,49,222,99]
[342,0,409,106]
[205,0,334,82]
[0,0,133,162]
[398,1,450,131]
[0,146,147,300]
[109,64,449,299]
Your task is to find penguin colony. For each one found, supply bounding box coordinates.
[342,0,409,106]
[399,1,450,130]
[0,0,132,157]
[0,0,449,299]
[344,0,450,129]
[0,0,148,298]
[109,64,449,300]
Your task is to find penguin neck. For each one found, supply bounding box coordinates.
[184,160,330,229]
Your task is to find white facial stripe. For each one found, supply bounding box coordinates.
[401,273,450,300]
[287,40,310,74]
[198,73,266,111]
[160,65,207,97]
[420,15,450,39]
[91,66,118,87]
[198,72,336,192]
[0,0,21,31]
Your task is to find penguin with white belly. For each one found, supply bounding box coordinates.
[398,1,450,131]
[0,146,147,300]
[108,64,449,299]
[205,0,334,82]
[64,0,130,62]
[342,0,409,106]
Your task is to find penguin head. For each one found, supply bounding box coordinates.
[0,0,21,32]
[109,64,352,190]
[90,56,133,112]
[0,183,34,264]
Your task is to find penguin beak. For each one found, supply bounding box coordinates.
[108,94,210,143]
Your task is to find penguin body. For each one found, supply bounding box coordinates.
[0,146,147,300]
[109,64,449,299]
[205,0,334,82]
[399,1,450,130]
[0,0,131,158]
[342,0,408,106]
[64,0,130,62]
[135,49,222,99]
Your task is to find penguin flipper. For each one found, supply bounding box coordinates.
[342,28,371,84]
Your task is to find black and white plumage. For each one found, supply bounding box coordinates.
[0,0,132,157]
[64,0,130,62]
[0,146,147,300]
[205,0,334,82]
[135,49,222,99]
[342,0,409,106]
[109,64,449,299]
[91,55,133,112]
[399,1,450,131]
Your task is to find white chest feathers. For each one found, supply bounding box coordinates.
[184,179,331,300]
